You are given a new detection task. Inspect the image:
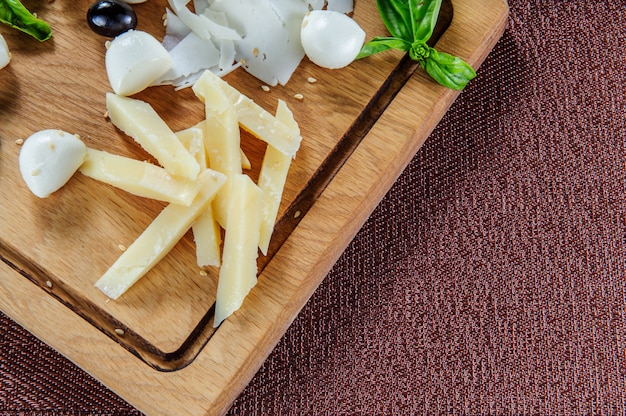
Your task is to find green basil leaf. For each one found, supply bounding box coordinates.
[410,0,442,42]
[376,0,413,40]
[0,0,52,41]
[356,36,411,60]
[423,48,476,90]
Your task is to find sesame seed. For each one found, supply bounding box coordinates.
[307,77,317,83]
[114,328,125,335]
[118,244,127,252]
[15,138,24,145]
[294,93,304,100]
[294,210,301,219]
[261,85,270,92]
[199,270,208,276]
[45,280,53,288]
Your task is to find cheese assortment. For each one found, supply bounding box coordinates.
[17,69,302,325]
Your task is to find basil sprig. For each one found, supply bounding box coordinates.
[357,0,475,90]
[0,0,52,41]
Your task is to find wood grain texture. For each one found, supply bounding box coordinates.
[0,0,508,414]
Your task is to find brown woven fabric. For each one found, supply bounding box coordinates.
[2,0,624,414]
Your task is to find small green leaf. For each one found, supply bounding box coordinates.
[423,49,476,90]
[0,0,52,41]
[409,0,442,42]
[376,0,413,40]
[356,36,411,60]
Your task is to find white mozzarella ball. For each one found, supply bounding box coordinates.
[19,130,87,198]
[0,34,11,69]
[106,30,172,96]
[301,10,365,69]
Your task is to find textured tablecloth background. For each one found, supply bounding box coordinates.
[2,0,624,414]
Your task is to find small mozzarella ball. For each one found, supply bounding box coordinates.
[0,34,11,69]
[301,10,365,69]
[105,29,172,96]
[19,130,87,198]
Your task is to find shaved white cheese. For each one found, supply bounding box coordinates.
[207,0,308,86]
[167,0,241,41]
[306,0,325,9]
[155,31,220,84]
[327,0,354,13]
[163,8,191,48]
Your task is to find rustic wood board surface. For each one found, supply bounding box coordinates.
[0,0,508,414]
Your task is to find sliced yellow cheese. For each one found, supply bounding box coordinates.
[79,148,202,206]
[192,70,301,158]
[175,125,207,169]
[176,126,222,268]
[193,71,242,228]
[257,100,298,255]
[192,205,222,267]
[214,173,262,327]
[106,93,200,180]
[95,169,226,300]
[240,148,251,170]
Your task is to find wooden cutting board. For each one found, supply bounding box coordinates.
[0,0,508,414]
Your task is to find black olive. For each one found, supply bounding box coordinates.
[87,0,138,38]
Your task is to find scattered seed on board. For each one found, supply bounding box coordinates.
[261,85,270,92]
[294,93,304,100]
[115,328,125,335]
[118,244,127,252]
[45,280,53,288]
[307,77,317,83]
[199,270,208,276]
[15,138,24,145]
[294,210,301,218]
